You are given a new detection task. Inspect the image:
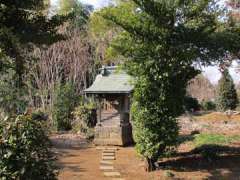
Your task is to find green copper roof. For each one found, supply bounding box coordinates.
[84,66,134,94]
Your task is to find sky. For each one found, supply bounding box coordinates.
[51,0,111,9]
[202,62,240,85]
[50,0,240,85]
[80,0,110,9]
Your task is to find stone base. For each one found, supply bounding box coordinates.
[94,123,133,146]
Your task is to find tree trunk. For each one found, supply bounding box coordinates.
[144,158,156,172]
[15,53,24,88]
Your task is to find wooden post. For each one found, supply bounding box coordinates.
[119,96,124,126]
[97,96,102,126]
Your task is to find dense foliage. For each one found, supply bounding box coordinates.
[201,100,216,111]
[100,0,240,171]
[0,115,56,180]
[0,0,64,84]
[53,83,79,131]
[72,100,96,139]
[184,96,201,112]
[216,69,238,111]
[72,101,96,132]
[0,69,28,116]
[0,0,66,117]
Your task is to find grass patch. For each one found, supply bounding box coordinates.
[193,134,240,147]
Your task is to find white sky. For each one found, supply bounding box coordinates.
[51,0,111,9]
[202,62,240,85]
[50,0,240,85]
[81,0,110,9]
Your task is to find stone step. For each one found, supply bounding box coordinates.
[102,152,115,156]
[96,147,118,151]
[102,155,115,159]
[100,160,114,165]
[102,156,115,160]
[106,147,118,151]
[103,149,116,153]
[96,146,106,150]
[100,166,114,171]
[102,154,115,158]
[104,172,121,177]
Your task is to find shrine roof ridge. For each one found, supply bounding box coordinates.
[84,66,134,94]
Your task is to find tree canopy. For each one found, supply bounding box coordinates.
[0,0,65,85]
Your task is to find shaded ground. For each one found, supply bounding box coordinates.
[52,112,240,180]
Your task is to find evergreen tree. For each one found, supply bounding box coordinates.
[100,0,240,171]
[217,69,238,111]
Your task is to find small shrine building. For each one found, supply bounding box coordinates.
[84,66,134,146]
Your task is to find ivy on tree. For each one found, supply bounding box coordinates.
[100,0,240,171]
[217,69,238,111]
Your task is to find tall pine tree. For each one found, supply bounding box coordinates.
[217,69,238,111]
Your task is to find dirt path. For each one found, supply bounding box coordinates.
[51,134,106,180]
[53,142,240,180]
[56,147,105,180]
[53,144,159,180]
[51,114,240,180]
[50,134,158,180]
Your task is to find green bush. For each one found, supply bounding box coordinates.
[0,69,28,116]
[184,96,201,111]
[0,115,56,180]
[72,101,96,134]
[201,101,216,111]
[53,82,79,131]
[31,110,48,121]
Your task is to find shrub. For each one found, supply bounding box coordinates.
[0,115,56,180]
[31,110,48,121]
[216,69,238,111]
[85,128,95,141]
[0,69,28,116]
[72,101,96,134]
[184,96,201,112]
[53,82,79,131]
[201,101,216,111]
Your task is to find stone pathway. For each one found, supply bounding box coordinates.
[97,147,125,180]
